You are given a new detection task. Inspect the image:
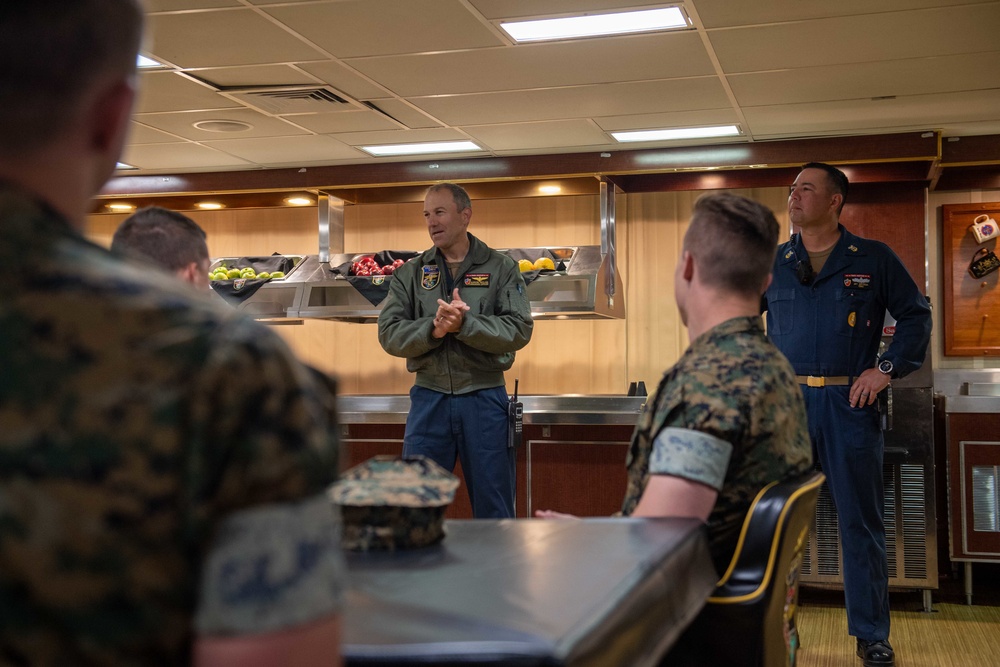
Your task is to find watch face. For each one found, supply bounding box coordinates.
[879,360,893,374]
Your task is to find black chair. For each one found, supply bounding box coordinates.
[676,471,825,667]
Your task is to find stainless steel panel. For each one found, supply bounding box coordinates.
[336,394,646,426]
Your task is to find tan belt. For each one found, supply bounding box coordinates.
[796,375,851,387]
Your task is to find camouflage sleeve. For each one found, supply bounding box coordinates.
[185,316,341,542]
[649,427,733,491]
[194,493,345,635]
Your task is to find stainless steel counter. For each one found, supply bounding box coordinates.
[337,395,647,425]
[941,395,1000,413]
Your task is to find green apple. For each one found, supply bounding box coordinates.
[226,268,241,279]
[270,271,285,279]
[257,272,271,280]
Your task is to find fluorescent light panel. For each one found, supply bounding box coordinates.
[361,141,482,157]
[501,7,687,42]
[611,125,741,142]
[137,55,164,69]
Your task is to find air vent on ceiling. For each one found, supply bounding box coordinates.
[221,86,357,116]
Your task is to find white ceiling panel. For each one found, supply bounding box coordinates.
[744,89,1000,138]
[464,120,611,150]
[327,128,472,148]
[594,108,740,131]
[263,0,504,59]
[729,52,1000,106]
[363,100,443,130]
[135,72,242,114]
[693,0,997,28]
[709,4,1000,73]
[469,0,654,20]
[147,0,240,10]
[122,143,253,171]
[182,65,319,88]
[134,109,310,141]
[201,135,365,166]
[146,9,327,68]
[409,78,731,126]
[295,61,394,101]
[284,110,401,135]
[127,122,184,145]
[346,32,712,97]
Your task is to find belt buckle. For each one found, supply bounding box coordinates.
[807,376,826,388]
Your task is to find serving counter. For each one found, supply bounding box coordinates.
[336,395,646,519]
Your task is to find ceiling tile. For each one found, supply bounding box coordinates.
[692,0,995,28]
[284,110,400,134]
[295,61,392,100]
[346,32,711,97]
[263,0,504,58]
[182,65,320,88]
[469,0,652,20]
[328,128,471,148]
[147,0,240,10]
[594,109,741,131]
[146,9,327,68]
[121,143,253,171]
[408,78,731,126]
[363,99,443,129]
[135,71,242,114]
[743,89,1000,138]
[133,109,310,141]
[729,52,1000,107]
[464,120,610,150]
[201,135,365,165]
[710,4,1000,73]
[127,122,184,145]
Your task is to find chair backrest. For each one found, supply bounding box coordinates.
[700,471,825,667]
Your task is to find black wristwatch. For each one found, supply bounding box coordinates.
[878,359,894,377]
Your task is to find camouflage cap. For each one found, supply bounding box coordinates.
[328,455,460,551]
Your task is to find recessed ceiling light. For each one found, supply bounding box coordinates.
[611,125,741,142]
[196,202,224,210]
[500,6,688,43]
[106,202,136,212]
[137,55,164,69]
[360,141,483,157]
[193,119,254,133]
[284,196,313,206]
[538,185,562,194]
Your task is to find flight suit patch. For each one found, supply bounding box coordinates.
[421,265,440,290]
[848,311,856,327]
[463,273,490,287]
[843,273,871,289]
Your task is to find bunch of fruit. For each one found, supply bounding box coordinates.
[209,265,285,281]
[350,256,405,276]
[518,257,556,272]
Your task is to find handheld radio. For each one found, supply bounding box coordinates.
[508,379,523,449]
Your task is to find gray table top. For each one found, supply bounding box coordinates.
[342,517,716,666]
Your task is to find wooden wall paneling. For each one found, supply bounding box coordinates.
[941,203,1000,356]
[623,187,791,392]
[841,182,928,289]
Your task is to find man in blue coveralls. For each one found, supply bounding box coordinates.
[763,163,931,667]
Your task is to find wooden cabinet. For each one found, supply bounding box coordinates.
[342,423,633,519]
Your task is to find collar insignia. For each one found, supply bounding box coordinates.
[784,250,794,259]
[848,244,858,252]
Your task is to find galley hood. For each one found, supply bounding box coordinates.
[209,181,624,322]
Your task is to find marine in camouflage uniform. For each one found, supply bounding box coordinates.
[621,316,813,572]
[0,186,346,665]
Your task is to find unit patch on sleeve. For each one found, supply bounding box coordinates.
[463,273,490,287]
[843,273,872,289]
[421,265,440,290]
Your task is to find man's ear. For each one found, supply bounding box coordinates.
[176,262,199,286]
[88,79,136,155]
[681,250,695,282]
[762,272,774,293]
